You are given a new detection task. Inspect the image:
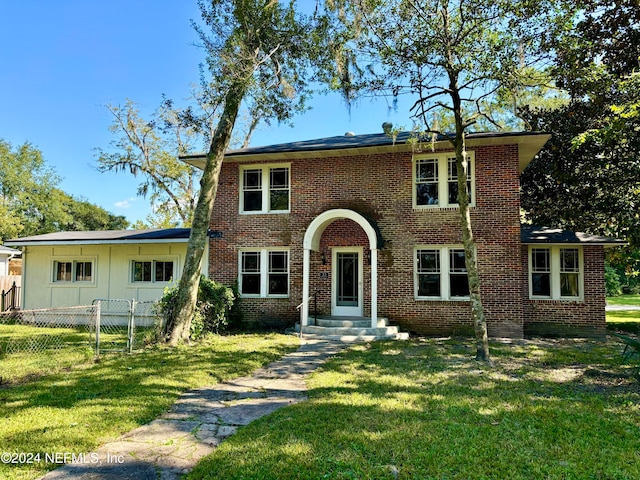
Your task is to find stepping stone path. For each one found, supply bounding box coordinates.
[40,339,347,480]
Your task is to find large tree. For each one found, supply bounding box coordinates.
[521,0,640,245]
[96,100,202,228]
[329,0,569,362]
[167,0,335,344]
[1,139,128,242]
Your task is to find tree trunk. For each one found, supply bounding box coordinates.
[167,81,248,346]
[455,144,491,363]
[450,84,492,364]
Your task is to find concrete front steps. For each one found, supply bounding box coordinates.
[295,316,409,342]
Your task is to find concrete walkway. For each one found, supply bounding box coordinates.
[40,339,347,480]
[606,304,640,311]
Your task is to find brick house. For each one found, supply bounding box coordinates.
[180,130,623,338]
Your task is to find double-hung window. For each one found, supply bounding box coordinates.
[132,260,174,283]
[529,247,582,300]
[415,246,470,300]
[53,260,94,283]
[531,248,551,296]
[414,153,474,208]
[240,164,290,213]
[239,249,289,297]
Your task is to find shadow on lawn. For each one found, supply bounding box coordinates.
[188,338,640,480]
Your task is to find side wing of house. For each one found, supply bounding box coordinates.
[5,229,203,310]
[521,226,625,336]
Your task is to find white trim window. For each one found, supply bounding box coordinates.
[239,249,289,297]
[131,260,175,283]
[240,164,290,214]
[414,153,475,208]
[529,246,583,300]
[415,246,470,300]
[53,260,94,283]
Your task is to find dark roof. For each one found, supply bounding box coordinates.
[5,228,191,246]
[521,225,626,246]
[181,130,549,160]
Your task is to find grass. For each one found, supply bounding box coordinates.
[0,333,299,480]
[187,338,640,480]
[0,323,160,383]
[607,294,640,307]
[607,300,640,334]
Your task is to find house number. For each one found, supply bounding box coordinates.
[319,272,329,279]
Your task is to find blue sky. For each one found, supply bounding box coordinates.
[0,1,409,226]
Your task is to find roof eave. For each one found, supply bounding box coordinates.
[522,241,628,247]
[5,238,190,247]
[181,132,550,173]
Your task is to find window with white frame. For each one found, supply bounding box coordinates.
[239,249,289,297]
[529,246,583,299]
[415,246,470,300]
[53,260,94,283]
[131,260,174,283]
[240,164,290,213]
[414,153,474,208]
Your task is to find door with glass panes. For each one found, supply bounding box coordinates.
[331,248,363,317]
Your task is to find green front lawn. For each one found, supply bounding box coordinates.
[607,294,640,307]
[188,338,640,480]
[0,333,299,480]
[607,308,640,334]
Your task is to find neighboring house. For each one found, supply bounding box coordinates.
[0,245,20,277]
[180,130,625,338]
[5,229,201,310]
[1,245,22,306]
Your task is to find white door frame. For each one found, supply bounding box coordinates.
[331,246,363,317]
[301,209,379,328]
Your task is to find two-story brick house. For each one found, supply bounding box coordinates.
[183,130,625,338]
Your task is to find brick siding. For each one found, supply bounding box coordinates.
[522,245,607,337]
[207,143,605,337]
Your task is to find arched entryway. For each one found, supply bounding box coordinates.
[301,209,381,328]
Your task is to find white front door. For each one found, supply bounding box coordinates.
[331,247,363,317]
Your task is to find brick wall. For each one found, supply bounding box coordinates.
[522,245,607,337]
[208,143,525,336]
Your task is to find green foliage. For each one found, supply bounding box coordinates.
[0,139,127,242]
[96,100,201,228]
[605,263,622,297]
[327,0,570,133]
[520,0,640,247]
[158,276,238,340]
[608,247,640,294]
[550,0,639,100]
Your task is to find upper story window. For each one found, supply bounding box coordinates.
[414,153,475,208]
[240,164,290,214]
[132,260,174,283]
[529,246,582,300]
[53,260,94,283]
[415,246,470,300]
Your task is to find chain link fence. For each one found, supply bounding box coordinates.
[0,299,164,358]
[0,305,97,355]
[92,299,162,353]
